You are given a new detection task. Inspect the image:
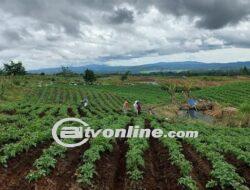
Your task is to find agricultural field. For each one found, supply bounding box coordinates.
[192,82,250,107]
[0,75,249,190]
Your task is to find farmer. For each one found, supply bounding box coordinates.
[133,100,139,115]
[123,100,130,114]
[134,100,142,115]
[80,96,89,108]
[137,101,142,115]
[187,98,197,118]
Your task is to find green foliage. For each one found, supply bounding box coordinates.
[192,82,250,107]
[239,66,249,75]
[0,75,249,189]
[26,143,67,182]
[240,102,250,114]
[83,69,96,84]
[126,119,149,181]
[179,176,198,190]
[3,60,26,75]
[0,83,5,98]
[120,71,130,81]
[77,117,128,186]
[151,120,197,189]
[161,83,177,103]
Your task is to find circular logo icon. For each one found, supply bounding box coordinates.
[52,118,89,148]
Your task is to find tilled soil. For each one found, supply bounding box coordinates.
[33,144,89,190]
[181,141,220,190]
[0,142,51,190]
[84,137,184,190]
[2,120,248,190]
[225,153,250,187]
[88,139,129,190]
[144,137,184,190]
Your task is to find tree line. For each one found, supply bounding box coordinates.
[1,60,249,78]
[136,66,250,76]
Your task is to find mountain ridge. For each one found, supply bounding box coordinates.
[29,61,250,74]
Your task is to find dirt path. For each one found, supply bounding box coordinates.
[0,142,51,190]
[225,153,250,187]
[181,141,218,190]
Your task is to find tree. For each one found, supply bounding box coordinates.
[83,69,96,84]
[240,66,249,75]
[120,71,130,81]
[3,60,26,75]
[161,83,177,104]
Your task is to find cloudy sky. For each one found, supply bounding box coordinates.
[0,0,250,70]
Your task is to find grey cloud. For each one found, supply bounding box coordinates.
[108,8,134,24]
[0,0,250,68]
[2,30,22,42]
[152,0,250,29]
[1,0,249,30]
[0,0,91,36]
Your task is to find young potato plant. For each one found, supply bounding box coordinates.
[0,130,51,167]
[187,139,248,190]
[166,122,249,190]
[126,118,149,181]
[26,142,68,182]
[151,120,198,190]
[77,116,129,186]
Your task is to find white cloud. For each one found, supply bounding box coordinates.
[106,48,250,66]
[0,0,250,69]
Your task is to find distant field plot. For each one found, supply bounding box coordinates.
[193,82,250,107]
[85,84,170,104]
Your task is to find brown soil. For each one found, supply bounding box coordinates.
[33,144,89,190]
[67,107,76,117]
[88,139,129,190]
[225,153,250,187]
[142,119,184,190]
[181,142,219,190]
[145,137,184,190]
[38,111,46,118]
[1,109,16,115]
[112,139,128,189]
[0,142,51,190]
[38,108,51,118]
[83,121,132,190]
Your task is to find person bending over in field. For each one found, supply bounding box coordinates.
[80,96,89,108]
[134,100,142,115]
[123,100,130,114]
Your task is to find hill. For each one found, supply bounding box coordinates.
[29,61,250,74]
